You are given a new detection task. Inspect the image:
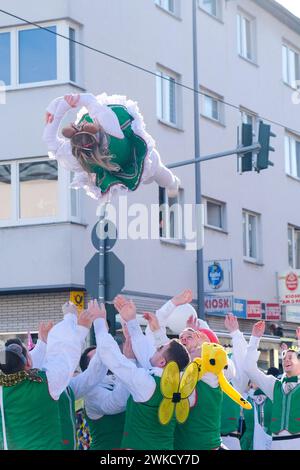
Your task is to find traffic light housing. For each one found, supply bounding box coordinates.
[241,123,253,172]
[256,121,276,172]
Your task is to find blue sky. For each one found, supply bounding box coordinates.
[275,0,300,18]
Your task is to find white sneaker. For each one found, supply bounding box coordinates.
[167,176,180,199]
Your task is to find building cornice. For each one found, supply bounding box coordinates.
[252,0,300,35]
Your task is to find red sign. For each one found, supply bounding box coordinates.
[265,303,281,321]
[247,300,262,319]
[286,272,298,291]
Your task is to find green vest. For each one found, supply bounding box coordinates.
[221,392,241,435]
[240,392,273,450]
[174,380,222,450]
[271,380,300,434]
[80,105,148,194]
[0,370,62,450]
[86,411,125,450]
[121,376,176,450]
[59,386,76,450]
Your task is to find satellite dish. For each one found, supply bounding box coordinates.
[167,304,198,335]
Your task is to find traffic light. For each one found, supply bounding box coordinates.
[256,121,276,172]
[241,123,253,172]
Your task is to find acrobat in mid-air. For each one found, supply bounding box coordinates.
[43,93,180,203]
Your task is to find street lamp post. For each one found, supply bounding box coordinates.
[192,0,205,319]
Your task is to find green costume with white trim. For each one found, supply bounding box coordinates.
[240,390,272,450]
[221,391,241,436]
[271,380,300,434]
[121,376,176,450]
[59,386,77,450]
[85,411,126,450]
[174,380,222,450]
[79,105,148,195]
[0,370,62,450]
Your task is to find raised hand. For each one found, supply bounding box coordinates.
[64,94,80,108]
[87,299,107,321]
[296,327,300,341]
[38,321,54,343]
[114,295,129,313]
[77,310,94,329]
[143,311,160,332]
[186,315,199,330]
[119,300,136,322]
[252,320,265,338]
[224,313,239,333]
[62,301,78,317]
[172,289,193,307]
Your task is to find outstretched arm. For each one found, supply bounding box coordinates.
[244,321,276,401]
[43,95,85,173]
[44,302,82,400]
[224,314,249,393]
[90,300,157,403]
[76,93,124,139]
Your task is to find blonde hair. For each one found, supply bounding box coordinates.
[71,129,120,174]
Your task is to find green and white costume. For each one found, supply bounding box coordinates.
[94,317,178,450]
[43,93,179,204]
[245,336,300,450]
[0,313,82,450]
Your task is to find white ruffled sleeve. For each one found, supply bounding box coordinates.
[76,93,124,139]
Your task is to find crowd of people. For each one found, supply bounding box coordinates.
[0,289,299,451]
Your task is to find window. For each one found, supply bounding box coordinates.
[159,188,184,241]
[155,0,177,14]
[0,164,12,220]
[285,134,300,179]
[243,210,261,261]
[237,12,255,61]
[156,68,180,126]
[0,159,80,226]
[69,28,76,83]
[70,172,79,218]
[282,44,300,88]
[241,109,258,129]
[0,32,11,85]
[204,199,226,230]
[201,91,224,124]
[288,226,300,269]
[0,21,78,88]
[19,27,57,84]
[19,161,58,219]
[199,0,221,19]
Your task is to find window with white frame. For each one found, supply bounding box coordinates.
[0,21,78,88]
[285,134,300,179]
[201,91,224,124]
[159,187,184,241]
[241,109,258,129]
[199,0,222,19]
[243,210,261,261]
[156,67,180,126]
[204,198,226,230]
[155,0,177,15]
[0,159,80,225]
[0,164,12,220]
[288,225,300,269]
[282,44,300,88]
[237,12,255,61]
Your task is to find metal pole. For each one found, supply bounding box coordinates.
[167,143,261,169]
[192,0,205,320]
[98,203,107,304]
[90,203,107,345]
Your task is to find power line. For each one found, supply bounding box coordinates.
[1,8,300,136]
